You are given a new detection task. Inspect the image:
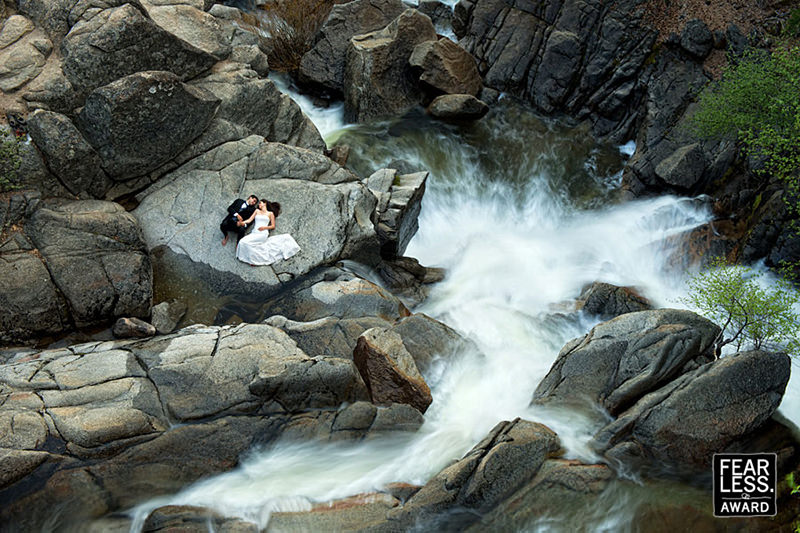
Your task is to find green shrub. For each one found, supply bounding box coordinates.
[690,44,800,207]
[257,0,333,72]
[683,258,800,356]
[0,130,21,192]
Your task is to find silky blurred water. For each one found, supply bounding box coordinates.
[129,95,799,531]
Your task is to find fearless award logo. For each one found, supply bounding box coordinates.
[713,453,777,517]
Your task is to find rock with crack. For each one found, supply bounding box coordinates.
[0,15,52,93]
[0,197,153,345]
[590,350,791,476]
[298,0,408,94]
[134,137,380,298]
[23,199,153,329]
[344,9,438,122]
[61,4,217,98]
[381,419,562,529]
[76,70,220,181]
[0,322,430,530]
[532,309,719,416]
[25,109,111,197]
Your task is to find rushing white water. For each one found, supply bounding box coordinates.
[130,93,800,530]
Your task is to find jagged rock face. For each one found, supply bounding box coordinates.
[532,309,719,416]
[26,200,153,328]
[344,9,438,122]
[0,196,152,343]
[0,322,426,529]
[298,0,408,94]
[25,109,110,198]
[61,4,217,98]
[133,137,379,297]
[591,350,791,475]
[76,71,219,181]
[366,168,428,258]
[622,48,737,197]
[454,0,657,141]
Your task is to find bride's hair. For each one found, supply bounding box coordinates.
[267,201,282,217]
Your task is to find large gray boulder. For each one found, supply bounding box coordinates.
[344,9,438,122]
[61,4,217,97]
[298,0,408,93]
[189,66,325,152]
[25,109,111,197]
[591,350,791,474]
[532,309,719,416]
[133,137,379,298]
[409,37,482,96]
[77,71,220,181]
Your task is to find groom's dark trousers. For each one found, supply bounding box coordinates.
[220,199,256,242]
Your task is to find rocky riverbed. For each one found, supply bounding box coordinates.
[1,0,799,530]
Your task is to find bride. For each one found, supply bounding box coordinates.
[236,200,301,266]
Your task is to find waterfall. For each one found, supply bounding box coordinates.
[129,92,800,531]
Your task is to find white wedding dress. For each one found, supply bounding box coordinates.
[236,214,301,266]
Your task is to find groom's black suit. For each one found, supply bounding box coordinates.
[220,198,256,242]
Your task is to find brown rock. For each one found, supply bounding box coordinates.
[409,38,482,96]
[353,327,432,413]
[112,317,156,338]
[427,94,488,120]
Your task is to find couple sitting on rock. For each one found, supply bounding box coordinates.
[220,195,300,266]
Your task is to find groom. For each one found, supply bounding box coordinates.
[220,195,258,246]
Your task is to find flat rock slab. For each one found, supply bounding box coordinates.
[133,136,378,297]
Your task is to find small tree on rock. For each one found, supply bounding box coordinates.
[683,258,800,357]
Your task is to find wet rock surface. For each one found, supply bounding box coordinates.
[591,349,791,475]
[533,309,719,416]
[0,316,443,529]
